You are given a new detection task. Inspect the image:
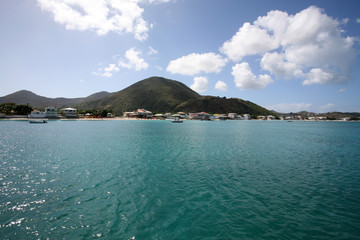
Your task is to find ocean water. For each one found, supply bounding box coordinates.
[1,120,360,239]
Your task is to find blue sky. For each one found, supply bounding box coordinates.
[1,0,360,113]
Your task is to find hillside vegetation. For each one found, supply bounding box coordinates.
[175,96,273,115]
[0,90,111,108]
[0,76,275,116]
[80,77,201,113]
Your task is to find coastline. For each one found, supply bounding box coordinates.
[1,117,358,122]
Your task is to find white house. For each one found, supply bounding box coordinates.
[228,113,239,119]
[243,114,251,120]
[45,106,59,119]
[123,109,152,118]
[61,108,77,118]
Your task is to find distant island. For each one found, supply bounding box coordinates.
[1,76,359,121]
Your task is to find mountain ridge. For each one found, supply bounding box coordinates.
[0,76,273,115]
[0,90,111,108]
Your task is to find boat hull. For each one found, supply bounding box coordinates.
[29,119,47,124]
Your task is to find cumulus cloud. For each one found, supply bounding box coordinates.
[255,10,289,39]
[92,48,148,77]
[215,81,227,91]
[92,63,119,78]
[302,68,345,85]
[166,52,228,76]
[220,22,279,61]
[231,62,273,89]
[190,76,209,93]
[265,103,312,113]
[105,63,120,72]
[118,48,148,71]
[221,6,357,86]
[261,52,303,79]
[37,0,170,40]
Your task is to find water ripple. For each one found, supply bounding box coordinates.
[0,120,360,239]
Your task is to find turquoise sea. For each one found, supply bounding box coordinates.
[1,120,360,239]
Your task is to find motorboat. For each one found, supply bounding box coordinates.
[29,119,47,124]
[171,117,183,123]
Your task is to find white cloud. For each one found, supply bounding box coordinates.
[303,68,346,85]
[281,6,339,46]
[221,6,357,87]
[92,63,119,78]
[255,10,289,38]
[220,22,279,61]
[337,88,346,93]
[147,46,158,55]
[341,18,349,24]
[167,52,227,76]
[118,48,148,71]
[215,81,227,91]
[261,52,303,79]
[143,0,172,4]
[357,18,360,24]
[92,48,148,77]
[190,76,209,93]
[231,62,273,89]
[37,0,170,41]
[104,63,120,72]
[266,102,337,113]
[265,103,312,113]
[319,103,335,112]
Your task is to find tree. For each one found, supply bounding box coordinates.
[15,104,33,115]
[0,103,16,115]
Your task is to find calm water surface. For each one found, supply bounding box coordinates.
[1,120,360,239]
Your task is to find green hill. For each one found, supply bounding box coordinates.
[174,96,274,115]
[0,90,111,109]
[0,76,275,116]
[80,76,201,113]
[79,77,273,116]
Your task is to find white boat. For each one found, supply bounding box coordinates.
[28,110,46,118]
[171,117,183,123]
[29,119,47,124]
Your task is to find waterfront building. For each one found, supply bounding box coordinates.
[61,108,77,118]
[154,113,165,119]
[177,112,188,119]
[123,109,153,118]
[189,112,211,120]
[45,106,59,119]
[164,113,173,119]
[243,114,251,120]
[228,113,239,119]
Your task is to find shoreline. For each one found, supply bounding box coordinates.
[1,117,359,122]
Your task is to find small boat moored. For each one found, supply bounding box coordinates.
[29,119,47,124]
[171,117,183,123]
